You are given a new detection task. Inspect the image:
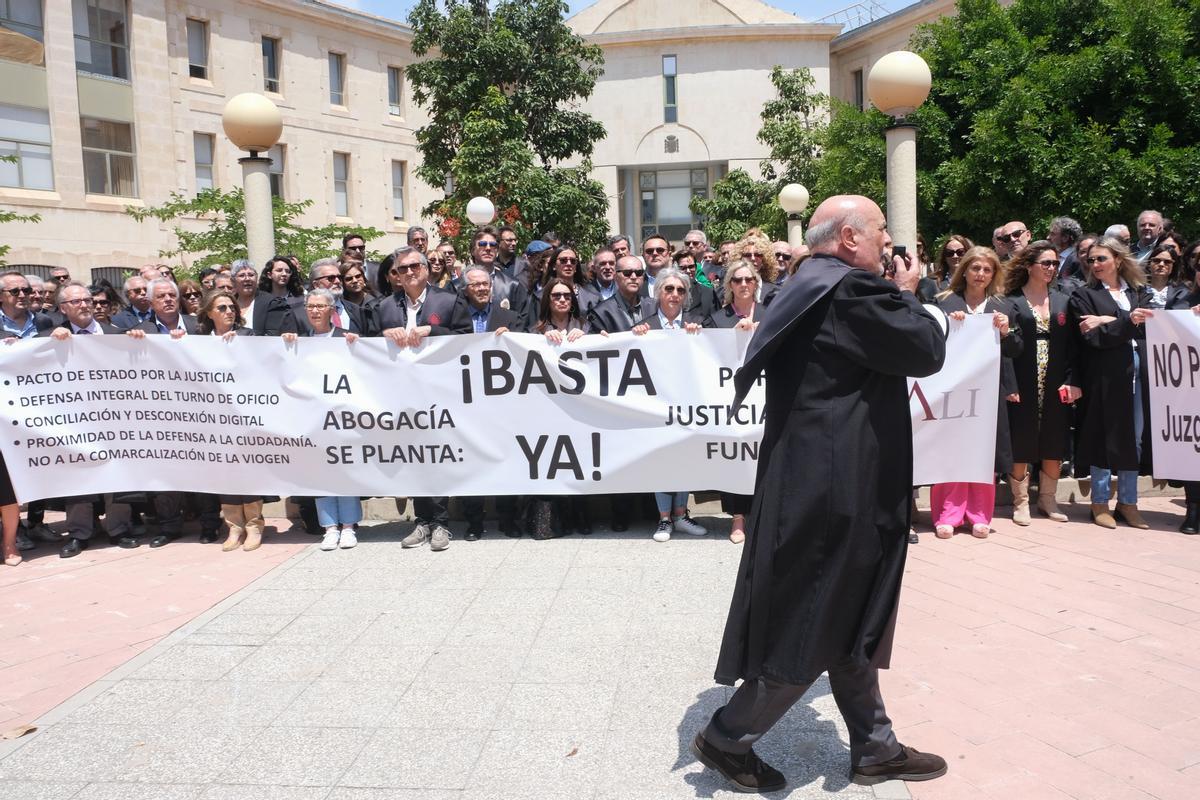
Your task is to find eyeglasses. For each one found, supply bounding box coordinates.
[1034,260,1061,269]
[3,287,33,296]
[556,257,578,265]
[314,274,342,283]
[1086,255,1111,264]
[213,304,236,313]
[775,252,792,262]
[997,229,1027,243]
[684,240,704,247]
[182,291,202,299]
[743,251,763,260]
[466,281,490,289]
[62,297,93,306]
[127,287,147,295]
[344,272,365,282]
[644,247,668,255]
[92,298,110,306]
[549,291,573,300]
[390,263,422,273]
[305,304,331,311]
[595,260,616,268]
[51,274,69,283]
[476,241,499,249]
[617,268,645,277]
[731,276,757,285]
[1149,257,1175,266]
[346,245,365,252]
[945,248,965,257]
[660,285,686,295]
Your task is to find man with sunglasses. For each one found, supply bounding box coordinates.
[342,231,382,289]
[588,255,656,335]
[469,227,531,321]
[644,233,720,318]
[495,225,527,280]
[0,272,38,340]
[295,259,365,334]
[993,221,1030,260]
[111,275,155,330]
[589,247,619,301]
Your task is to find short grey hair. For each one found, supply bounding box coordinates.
[806,210,869,251]
[306,287,336,307]
[231,260,256,279]
[56,281,90,308]
[683,229,707,244]
[122,275,147,293]
[389,246,429,269]
[651,265,692,309]
[23,274,43,289]
[1104,224,1130,240]
[406,226,428,243]
[463,266,490,283]
[146,278,179,299]
[308,257,340,281]
[1050,216,1081,243]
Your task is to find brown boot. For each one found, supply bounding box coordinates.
[243,502,265,551]
[1091,503,1116,529]
[1010,473,1031,526]
[1115,503,1150,530]
[221,504,246,551]
[1036,471,1068,522]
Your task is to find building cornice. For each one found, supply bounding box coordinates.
[255,0,415,42]
[585,22,843,47]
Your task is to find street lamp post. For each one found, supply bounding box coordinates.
[465,196,496,227]
[221,93,283,270]
[777,183,810,248]
[866,51,932,258]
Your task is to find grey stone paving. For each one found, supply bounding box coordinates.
[0,519,907,799]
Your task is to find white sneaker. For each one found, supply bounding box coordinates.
[320,528,340,551]
[339,528,358,549]
[652,519,672,542]
[672,514,708,536]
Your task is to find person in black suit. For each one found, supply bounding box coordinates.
[1070,236,1155,530]
[589,256,656,335]
[146,279,199,336]
[466,228,532,324]
[537,245,601,322]
[231,260,297,337]
[41,283,152,557]
[1144,244,1190,310]
[292,259,366,335]
[1001,242,1081,525]
[109,274,155,330]
[374,246,472,552]
[931,247,1022,539]
[459,266,523,539]
[343,232,381,289]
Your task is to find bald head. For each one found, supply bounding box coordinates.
[805,195,888,272]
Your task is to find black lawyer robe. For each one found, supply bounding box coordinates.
[1005,289,1077,463]
[716,256,946,686]
[1068,283,1152,474]
[935,293,1022,474]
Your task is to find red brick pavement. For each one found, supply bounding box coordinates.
[896,495,1200,800]
[0,518,308,732]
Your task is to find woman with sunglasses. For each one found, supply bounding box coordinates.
[1069,236,1154,530]
[1002,241,1081,526]
[87,283,120,324]
[920,235,972,302]
[1165,268,1200,533]
[339,261,376,307]
[177,279,204,316]
[1144,244,1188,310]
[931,247,1022,539]
[542,245,600,318]
[631,267,711,542]
[734,229,781,286]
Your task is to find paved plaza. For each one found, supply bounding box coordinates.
[1,495,1199,799]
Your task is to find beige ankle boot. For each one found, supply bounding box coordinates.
[242,502,265,551]
[1036,471,1068,522]
[1091,503,1116,529]
[1010,474,1031,526]
[1115,503,1150,530]
[221,504,246,551]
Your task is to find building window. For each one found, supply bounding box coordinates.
[73,0,130,80]
[662,55,677,124]
[261,36,280,93]
[638,167,707,241]
[852,69,864,111]
[1,0,44,44]
[0,104,53,190]
[80,116,136,196]
[193,132,214,192]
[332,151,349,217]
[328,52,345,106]
[391,160,405,220]
[186,18,208,80]
[267,143,284,199]
[387,66,403,116]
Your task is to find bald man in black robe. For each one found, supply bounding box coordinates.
[691,196,949,792]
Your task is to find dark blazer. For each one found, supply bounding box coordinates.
[35,320,154,337]
[1165,286,1200,311]
[589,294,657,334]
[35,310,66,330]
[290,296,365,334]
[480,303,524,333]
[709,302,767,329]
[110,306,154,331]
[1069,282,1153,474]
[937,292,1023,473]
[251,292,299,336]
[151,313,199,335]
[633,310,714,330]
[299,326,350,338]
[1005,289,1077,463]
[370,284,473,336]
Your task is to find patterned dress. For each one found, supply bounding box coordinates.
[1025,297,1050,415]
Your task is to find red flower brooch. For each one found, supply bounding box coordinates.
[1056,311,1067,326]
[428,313,442,326]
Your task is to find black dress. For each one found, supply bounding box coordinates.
[935,293,1023,474]
[0,451,16,506]
[1068,282,1152,474]
[1005,289,1077,463]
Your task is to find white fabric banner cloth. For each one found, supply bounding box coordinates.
[1146,310,1200,481]
[908,314,1000,486]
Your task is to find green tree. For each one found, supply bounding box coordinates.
[127,188,382,279]
[0,155,40,266]
[407,0,610,252]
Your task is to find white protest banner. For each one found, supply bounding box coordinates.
[908,314,1000,485]
[1146,310,1200,481]
[0,331,767,501]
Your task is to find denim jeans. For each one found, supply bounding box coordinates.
[654,491,689,515]
[1092,347,1143,506]
[315,496,363,528]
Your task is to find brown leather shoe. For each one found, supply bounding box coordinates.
[1091,503,1116,529]
[1115,503,1150,530]
[691,731,786,793]
[851,744,948,785]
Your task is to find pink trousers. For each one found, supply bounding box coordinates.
[930,482,995,527]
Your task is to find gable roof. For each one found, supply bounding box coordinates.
[567,0,802,35]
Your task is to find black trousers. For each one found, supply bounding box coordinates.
[461,496,517,525]
[703,660,900,767]
[413,496,449,526]
[1186,481,1200,503]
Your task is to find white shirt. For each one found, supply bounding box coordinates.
[657,311,681,330]
[71,320,102,335]
[404,288,428,332]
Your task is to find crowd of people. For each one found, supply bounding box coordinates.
[0,211,1198,567]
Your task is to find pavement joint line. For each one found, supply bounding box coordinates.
[0,538,318,761]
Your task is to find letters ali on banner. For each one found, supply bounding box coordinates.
[1147,311,1200,481]
[0,331,767,501]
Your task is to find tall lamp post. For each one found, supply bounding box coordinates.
[866,51,932,257]
[777,183,809,247]
[465,196,496,227]
[221,93,283,270]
